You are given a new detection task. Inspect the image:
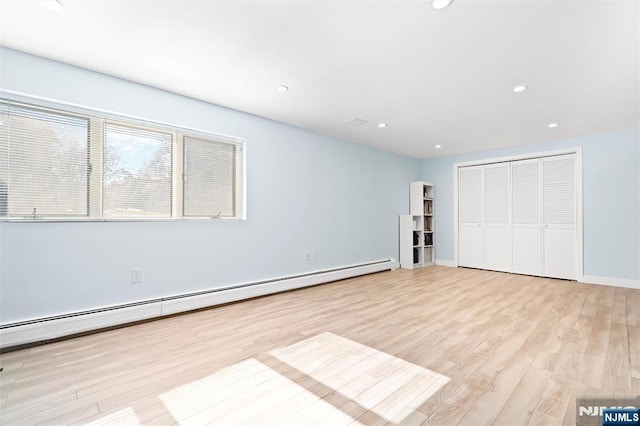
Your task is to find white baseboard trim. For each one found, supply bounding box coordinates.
[580,275,640,290]
[435,259,457,267]
[0,259,398,349]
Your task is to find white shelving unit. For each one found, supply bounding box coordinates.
[400,181,435,269]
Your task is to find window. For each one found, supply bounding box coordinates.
[104,123,173,218]
[0,98,245,221]
[183,136,239,218]
[0,102,90,218]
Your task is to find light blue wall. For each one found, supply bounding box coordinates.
[422,129,640,281]
[0,48,422,323]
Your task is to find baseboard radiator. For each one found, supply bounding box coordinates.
[0,259,398,350]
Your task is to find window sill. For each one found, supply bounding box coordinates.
[0,216,246,223]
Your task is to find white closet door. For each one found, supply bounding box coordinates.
[511,159,541,276]
[483,163,511,272]
[458,166,484,268]
[542,154,576,279]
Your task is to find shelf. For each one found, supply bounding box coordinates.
[401,181,435,270]
[423,199,433,215]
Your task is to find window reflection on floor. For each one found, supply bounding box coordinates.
[102,332,449,425]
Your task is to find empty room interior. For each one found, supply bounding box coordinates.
[0,0,639,425]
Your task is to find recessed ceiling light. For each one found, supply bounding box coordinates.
[276,85,289,92]
[548,122,558,128]
[40,0,63,10]
[513,85,528,93]
[432,0,454,10]
[435,144,442,149]
[378,123,387,128]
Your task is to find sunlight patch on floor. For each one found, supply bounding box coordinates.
[158,358,358,425]
[151,332,448,424]
[83,406,141,426]
[270,332,450,423]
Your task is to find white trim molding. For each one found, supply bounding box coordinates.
[435,259,457,267]
[580,275,640,290]
[0,259,398,349]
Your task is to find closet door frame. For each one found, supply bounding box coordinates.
[452,147,583,281]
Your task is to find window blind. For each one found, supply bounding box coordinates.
[0,104,7,217]
[0,102,90,218]
[103,123,172,218]
[183,136,237,217]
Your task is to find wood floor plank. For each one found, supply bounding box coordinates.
[456,352,535,425]
[578,354,606,389]
[479,318,536,376]
[493,366,551,425]
[421,373,490,425]
[611,289,627,325]
[32,402,100,426]
[0,266,638,425]
[628,325,640,380]
[560,383,600,426]
[534,378,572,420]
[602,323,632,392]
[626,291,639,326]
[527,410,562,426]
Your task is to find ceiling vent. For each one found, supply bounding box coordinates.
[343,117,368,127]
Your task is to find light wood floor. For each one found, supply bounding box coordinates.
[0,266,638,425]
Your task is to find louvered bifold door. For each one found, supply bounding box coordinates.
[458,166,484,268]
[511,158,542,276]
[542,154,576,279]
[483,163,511,272]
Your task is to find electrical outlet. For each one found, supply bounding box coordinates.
[305,251,312,261]
[131,268,142,284]
[312,250,318,261]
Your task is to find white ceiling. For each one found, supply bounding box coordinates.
[0,0,638,159]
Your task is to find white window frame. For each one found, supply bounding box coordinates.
[181,134,244,219]
[0,90,246,222]
[102,120,176,219]
[0,101,93,219]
